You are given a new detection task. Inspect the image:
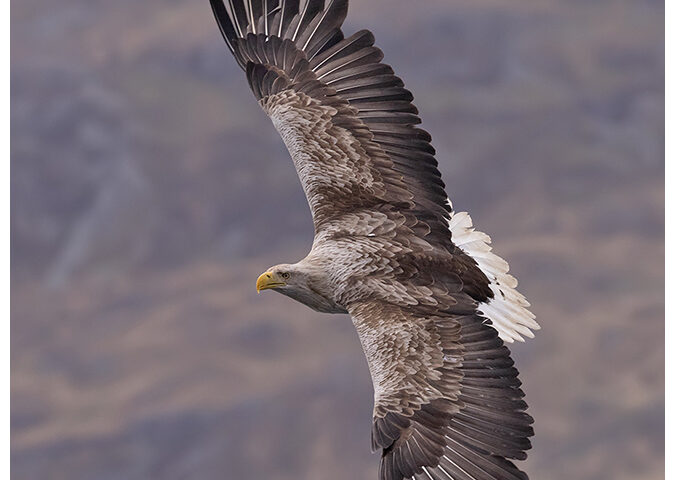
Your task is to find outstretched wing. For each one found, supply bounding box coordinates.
[210,0,451,244]
[209,0,538,344]
[350,299,533,480]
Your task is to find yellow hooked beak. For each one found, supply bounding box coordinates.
[256,271,286,293]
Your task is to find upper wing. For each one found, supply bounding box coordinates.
[210,0,452,245]
[350,299,533,480]
[209,0,539,342]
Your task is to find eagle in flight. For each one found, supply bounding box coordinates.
[209,1,539,479]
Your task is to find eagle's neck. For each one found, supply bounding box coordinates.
[279,286,347,314]
[281,256,348,314]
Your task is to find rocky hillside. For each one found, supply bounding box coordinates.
[11,1,664,479]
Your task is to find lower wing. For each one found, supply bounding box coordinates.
[349,299,533,480]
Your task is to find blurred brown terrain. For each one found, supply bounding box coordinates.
[11,0,664,479]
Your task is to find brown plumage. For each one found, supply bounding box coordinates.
[209,1,539,479]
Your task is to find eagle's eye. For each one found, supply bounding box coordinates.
[281,272,290,279]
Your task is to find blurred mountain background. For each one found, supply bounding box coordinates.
[11,0,664,479]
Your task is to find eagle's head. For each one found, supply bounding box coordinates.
[255,263,347,314]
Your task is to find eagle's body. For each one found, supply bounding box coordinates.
[209,1,539,479]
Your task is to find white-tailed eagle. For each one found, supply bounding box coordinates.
[209,1,539,479]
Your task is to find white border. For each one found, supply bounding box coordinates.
[5,0,11,476]
[665,0,671,477]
